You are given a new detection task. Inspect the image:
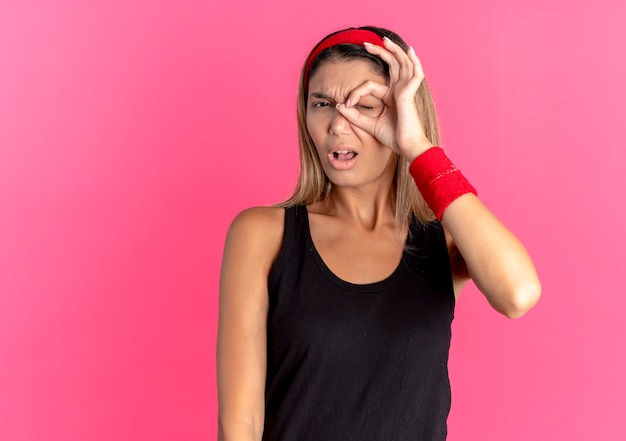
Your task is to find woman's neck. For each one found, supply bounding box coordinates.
[312,185,397,231]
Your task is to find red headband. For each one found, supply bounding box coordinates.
[303,29,386,86]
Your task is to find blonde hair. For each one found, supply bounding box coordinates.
[279,26,440,226]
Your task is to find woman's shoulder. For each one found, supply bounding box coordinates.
[224,206,286,265]
[227,206,285,239]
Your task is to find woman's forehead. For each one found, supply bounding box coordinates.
[308,59,387,92]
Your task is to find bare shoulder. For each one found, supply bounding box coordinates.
[223,206,286,272]
[227,206,285,245]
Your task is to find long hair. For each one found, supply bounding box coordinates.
[279,26,440,226]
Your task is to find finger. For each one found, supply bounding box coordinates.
[364,41,400,85]
[382,37,414,81]
[335,102,378,134]
[367,38,414,83]
[345,80,389,107]
[407,46,425,82]
[365,42,422,106]
[403,46,425,93]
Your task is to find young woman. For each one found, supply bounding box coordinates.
[217,26,541,441]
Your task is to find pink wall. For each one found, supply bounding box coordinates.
[1,0,625,440]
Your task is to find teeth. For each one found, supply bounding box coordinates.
[332,149,356,159]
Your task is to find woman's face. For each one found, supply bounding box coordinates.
[306,59,395,190]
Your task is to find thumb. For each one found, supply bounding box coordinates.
[336,103,377,135]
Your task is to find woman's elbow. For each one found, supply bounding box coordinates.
[502,279,542,319]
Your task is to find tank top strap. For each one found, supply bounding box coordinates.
[268,205,307,299]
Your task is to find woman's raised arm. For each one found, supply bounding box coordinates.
[443,194,541,318]
[333,37,541,318]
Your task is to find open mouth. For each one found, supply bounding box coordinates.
[332,149,357,161]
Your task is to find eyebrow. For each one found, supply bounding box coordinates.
[309,92,335,101]
[309,92,382,103]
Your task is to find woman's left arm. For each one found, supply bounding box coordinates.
[442,194,541,318]
[336,37,541,318]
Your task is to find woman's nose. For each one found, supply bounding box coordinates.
[329,106,351,136]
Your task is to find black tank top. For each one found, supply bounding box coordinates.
[264,205,454,441]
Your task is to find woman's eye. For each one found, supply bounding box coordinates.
[312,102,330,108]
[354,102,384,118]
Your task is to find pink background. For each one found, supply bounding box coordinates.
[1,0,625,439]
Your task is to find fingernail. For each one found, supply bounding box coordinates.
[383,36,391,42]
[363,42,373,47]
[345,99,351,108]
[409,46,415,54]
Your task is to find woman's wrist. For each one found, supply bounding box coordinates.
[408,147,477,221]
[402,142,436,164]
